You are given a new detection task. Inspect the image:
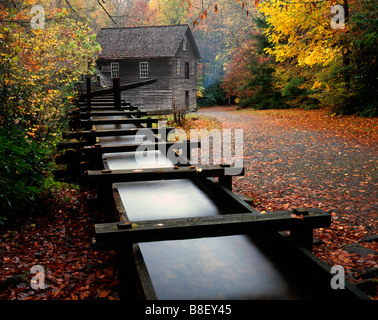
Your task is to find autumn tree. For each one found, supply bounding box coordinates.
[222,16,285,109]
[149,0,188,25]
[260,0,377,115]
[0,1,100,222]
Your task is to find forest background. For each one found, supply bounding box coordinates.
[0,0,377,224]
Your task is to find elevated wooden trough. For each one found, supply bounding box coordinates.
[57,76,369,300]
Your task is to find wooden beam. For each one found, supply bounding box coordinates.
[86,165,244,184]
[82,99,117,103]
[62,127,176,139]
[196,177,259,215]
[113,186,130,224]
[94,209,331,246]
[83,141,200,156]
[79,102,127,107]
[79,106,137,112]
[79,111,147,118]
[80,117,158,128]
[79,79,157,100]
[133,244,158,300]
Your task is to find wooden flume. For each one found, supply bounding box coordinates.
[55,76,369,300]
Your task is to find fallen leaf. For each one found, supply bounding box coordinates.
[291,214,304,220]
[98,290,111,298]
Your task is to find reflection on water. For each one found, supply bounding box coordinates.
[98,122,171,169]
[94,121,137,131]
[99,135,150,146]
[105,150,174,170]
[140,236,298,300]
[115,179,221,221]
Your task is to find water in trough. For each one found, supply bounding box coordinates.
[98,122,302,299]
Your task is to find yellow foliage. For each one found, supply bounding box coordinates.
[260,0,342,67]
[312,81,322,90]
[0,3,101,141]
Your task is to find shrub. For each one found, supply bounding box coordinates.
[0,126,49,224]
[197,82,228,107]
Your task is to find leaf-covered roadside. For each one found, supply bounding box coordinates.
[238,108,377,146]
[0,188,119,300]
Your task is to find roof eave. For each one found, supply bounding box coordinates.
[97,56,175,61]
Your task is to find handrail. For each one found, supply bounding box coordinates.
[79,78,157,100]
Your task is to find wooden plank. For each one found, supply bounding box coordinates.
[62,127,176,139]
[112,186,130,224]
[80,118,158,130]
[80,118,158,126]
[94,209,331,246]
[83,141,200,156]
[133,244,158,300]
[195,177,259,215]
[78,100,129,104]
[87,165,244,184]
[79,102,126,107]
[79,105,136,111]
[79,78,157,100]
[79,111,147,117]
[57,135,178,151]
[84,99,117,103]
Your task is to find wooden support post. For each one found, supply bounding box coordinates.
[97,182,114,222]
[290,209,314,251]
[86,76,91,112]
[290,225,314,251]
[219,175,232,190]
[117,244,139,300]
[113,77,121,110]
[219,164,232,190]
[159,126,168,142]
[183,139,191,161]
[87,129,97,145]
[92,144,105,170]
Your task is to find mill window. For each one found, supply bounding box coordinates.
[110,62,119,78]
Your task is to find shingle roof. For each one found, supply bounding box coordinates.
[96,25,200,59]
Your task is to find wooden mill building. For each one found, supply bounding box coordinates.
[95,25,201,113]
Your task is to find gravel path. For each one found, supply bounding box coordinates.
[198,107,377,233]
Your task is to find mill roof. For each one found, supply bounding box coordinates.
[96,24,200,60]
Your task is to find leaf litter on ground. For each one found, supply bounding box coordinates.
[0,188,119,300]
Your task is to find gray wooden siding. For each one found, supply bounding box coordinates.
[173,32,198,112]
[97,58,174,113]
